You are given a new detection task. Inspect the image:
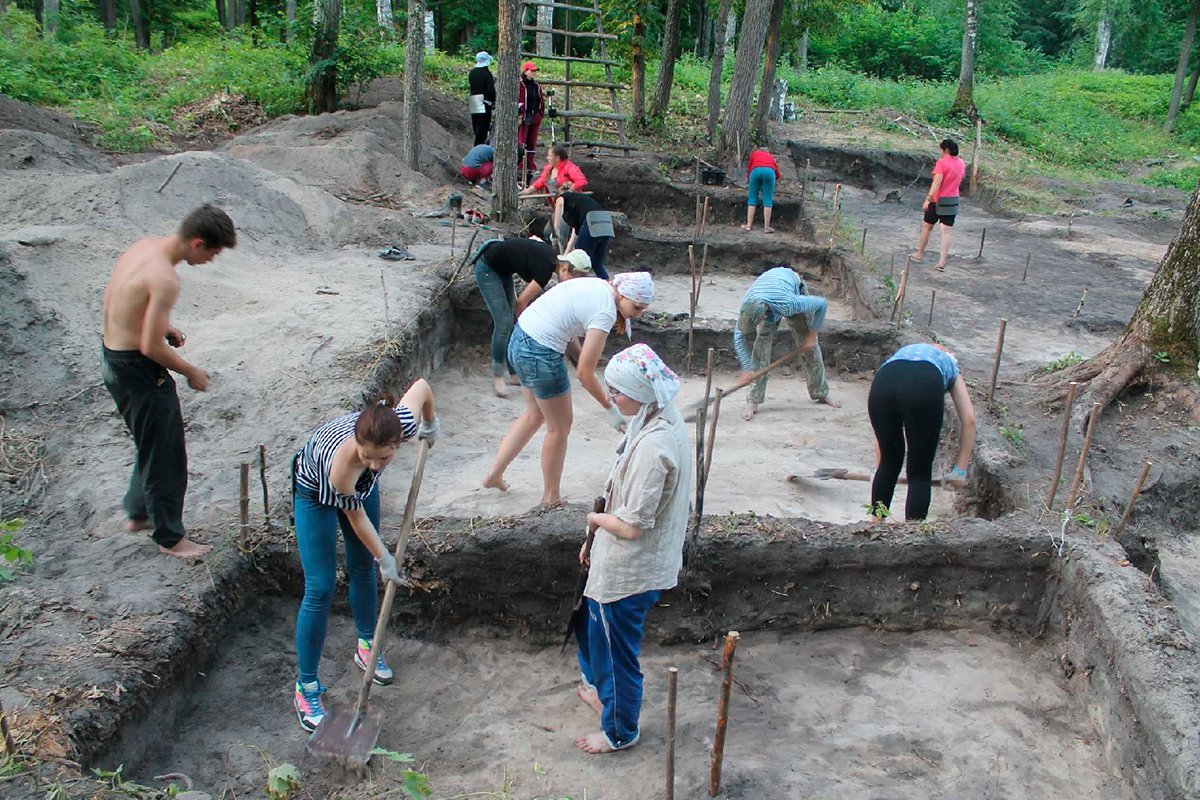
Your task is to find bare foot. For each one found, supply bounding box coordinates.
[763,227,775,234]
[482,473,510,492]
[574,731,616,754]
[124,518,152,533]
[910,252,925,263]
[158,537,212,559]
[742,401,758,421]
[817,395,842,408]
[576,684,603,717]
[492,377,510,398]
[740,224,752,232]
[934,262,947,272]
[540,495,564,509]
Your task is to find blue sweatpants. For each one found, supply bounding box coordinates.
[748,166,776,208]
[575,590,661,749]
[293,480,380,684]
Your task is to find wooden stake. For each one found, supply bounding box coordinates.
[977,228,987,259]
[1046,382,1078,510]
[804,158,811,196]
[1112,461,1153,538]
[860,227,867,254]
[702,388,724,496]
[709,630,741,797]
[451,214,458,259]
[666,666,679,800]
[258,443,271,528]
[688,348,716,566]
[695,194,703,240]
[970,117,981,194]
[1066,402,1103,512]
[927,290,937,328]
[700,196,711,239]
[156,161,183,194]
[1067,287,1088,328]
[1066,213,1074,239]
[986,318,1007,403]
[821,179,827,198]
[828,183,842,248]
[889,253,895,280]
[891,263,909,324]
[0,694,15,756]
[1022,252,1031,283]
[239,462,250,536]
[686,245,698,371]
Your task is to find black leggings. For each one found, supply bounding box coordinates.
[868,360,945,521]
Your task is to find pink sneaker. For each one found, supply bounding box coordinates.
[354,638,394,685]
[293,680,326,732]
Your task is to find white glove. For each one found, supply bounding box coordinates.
[418,415,440,448]
[376,552,401,585]
[605,404,626,432]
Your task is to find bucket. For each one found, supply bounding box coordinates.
[699,166,726,186]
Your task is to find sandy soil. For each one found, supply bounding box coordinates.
[123,597,1134,800]
[406,350,955,523]
[651,272,857,323]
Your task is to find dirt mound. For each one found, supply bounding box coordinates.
[0,95,93,144]
[0,129,109,173]
[171,92,269,148]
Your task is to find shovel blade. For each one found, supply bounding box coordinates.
[305,701,386,766]
[812,468,849,480]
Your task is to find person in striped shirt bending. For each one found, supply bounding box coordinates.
[289,380,439,733]
[733,266,841,421]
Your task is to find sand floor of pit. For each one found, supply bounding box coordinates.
[383,350,956,522]
[650,273,856,323]
[123,598,1135,799]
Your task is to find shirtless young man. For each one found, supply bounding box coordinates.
[101,204,237,559]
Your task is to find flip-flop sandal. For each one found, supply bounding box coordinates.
[379,246,414,261]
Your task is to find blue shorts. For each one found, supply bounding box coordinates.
[507,326,571,400]
[748,166,776,208]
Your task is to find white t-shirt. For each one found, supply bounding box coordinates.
[518,277,617,353]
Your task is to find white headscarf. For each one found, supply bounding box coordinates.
[611,272,655,304]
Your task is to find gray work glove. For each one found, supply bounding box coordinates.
[376,551,401,585]
[418,414,441,448]
[605,404,627,432]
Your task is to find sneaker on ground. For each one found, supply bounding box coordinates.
[293,679,326,732]
[355,637,394,685]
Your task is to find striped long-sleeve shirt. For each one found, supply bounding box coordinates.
[294,408,417,510]
[733,267,828,372]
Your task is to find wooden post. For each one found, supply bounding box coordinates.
[986,319,1007,403]
[258,443,271,528]
[1066,402,1103,512]
[1112,461,1153,538]
[1022,252,1031,283]
[695,194,703,240]
[666,666,679,800]
[156,162,183,194]
[821,179,827,198]
[977,228,987,259]
[970,117,981,194]
[239,462,250,536]
[700,196,710,239]
[702,388,724,493]
[804,158,811,196]
[828,183,842,248]
[686,244,698,371]
[891,264,909,324]
[927,290,936,328]
[709,630,741,797]
[689,348,715,564]
[450,213,457,259]
[1066,213,1074,239]
[1067,287,1088,328]
[1046,382,1078,510]
[860,227,867,254]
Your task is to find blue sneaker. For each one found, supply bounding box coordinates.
[354,637,394,685]
[293,679,326,732]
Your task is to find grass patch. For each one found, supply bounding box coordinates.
[1142,164,1200,191]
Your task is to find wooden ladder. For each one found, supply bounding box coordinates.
[520,0,633,151]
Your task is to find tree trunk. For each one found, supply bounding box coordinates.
[128,0,150,48]
[494,0,521,222]
[1167,0,1199,133]
[1185,61,1200,109]
[284,0,294,40]
[0,0,9,39]
[1094,14,1112,71]
[377,0,396,40]
[97,0,116,32]
[42,0,58,39]
[649,0,684,119]
[695,0,707,57]
[401,0,425,170]
[752,0,784,140]
[215,0,226,30]
[305,0,340,113]
[706,0,733,141]
[1051,182,1200,433]
[424,9,434,52]
[950,0,977,118]
[723,6,736,47]
[631,14,647,127]
[799,26,808,71]
[536,3,552,56]
[718,0,773,165]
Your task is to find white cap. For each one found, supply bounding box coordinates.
[557,249,593,274]
[475,51,493,67]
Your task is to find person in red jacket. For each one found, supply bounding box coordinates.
[517,62,546,174]
[742,149,782,234]
[521,144,588,204]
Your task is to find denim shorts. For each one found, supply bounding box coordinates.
[507,326,571,399]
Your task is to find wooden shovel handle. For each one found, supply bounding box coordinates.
[581,496,606,564]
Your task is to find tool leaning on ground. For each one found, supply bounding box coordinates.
[306,439,430,767]
[683,343,812,423]
[561,496,607,653]
[786,467,946,486]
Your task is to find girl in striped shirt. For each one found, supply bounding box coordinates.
[290,379,439,732]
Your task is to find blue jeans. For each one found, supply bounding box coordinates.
[575,221,612,281]
[748,166,776,208]
[475,258,518,378]
[293,479,380,684]
[507,325,571,400]
[576,590,661,749]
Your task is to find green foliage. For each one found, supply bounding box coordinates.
[0,519,31,581]
[1042,350,1085,372]
[1142,165,1200,191]
[1153,350,1172,363]
[865,500,891,518]
[266,763,302,800]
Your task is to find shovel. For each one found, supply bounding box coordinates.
[787,468,943,486]
[683,344,812,423]
[561,496,607,653]
[306,439,430,767]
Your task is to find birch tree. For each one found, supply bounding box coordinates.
[649,0,684,118]
[377,0,396,40]
[306,0,340,113]
[705,0,734,141]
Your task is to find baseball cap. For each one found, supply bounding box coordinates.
[522,61,539,72]
[557,249,593,273]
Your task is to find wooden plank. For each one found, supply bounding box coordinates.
[519,52,615,66]
[521,24,617,39]
[552,109,627,120]
[521,0,597,12]
[537,78,628,89]
[568,139,639,151]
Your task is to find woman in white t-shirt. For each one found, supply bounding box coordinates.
[483,272,655,505]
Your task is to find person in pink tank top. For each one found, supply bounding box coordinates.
[911,139,965,272]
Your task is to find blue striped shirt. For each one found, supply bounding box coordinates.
[294,407,417,510]
[733,267,828,372]
[883,343,960,390]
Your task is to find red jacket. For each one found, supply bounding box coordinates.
[530,160,588,194]
[747,149,781,180]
